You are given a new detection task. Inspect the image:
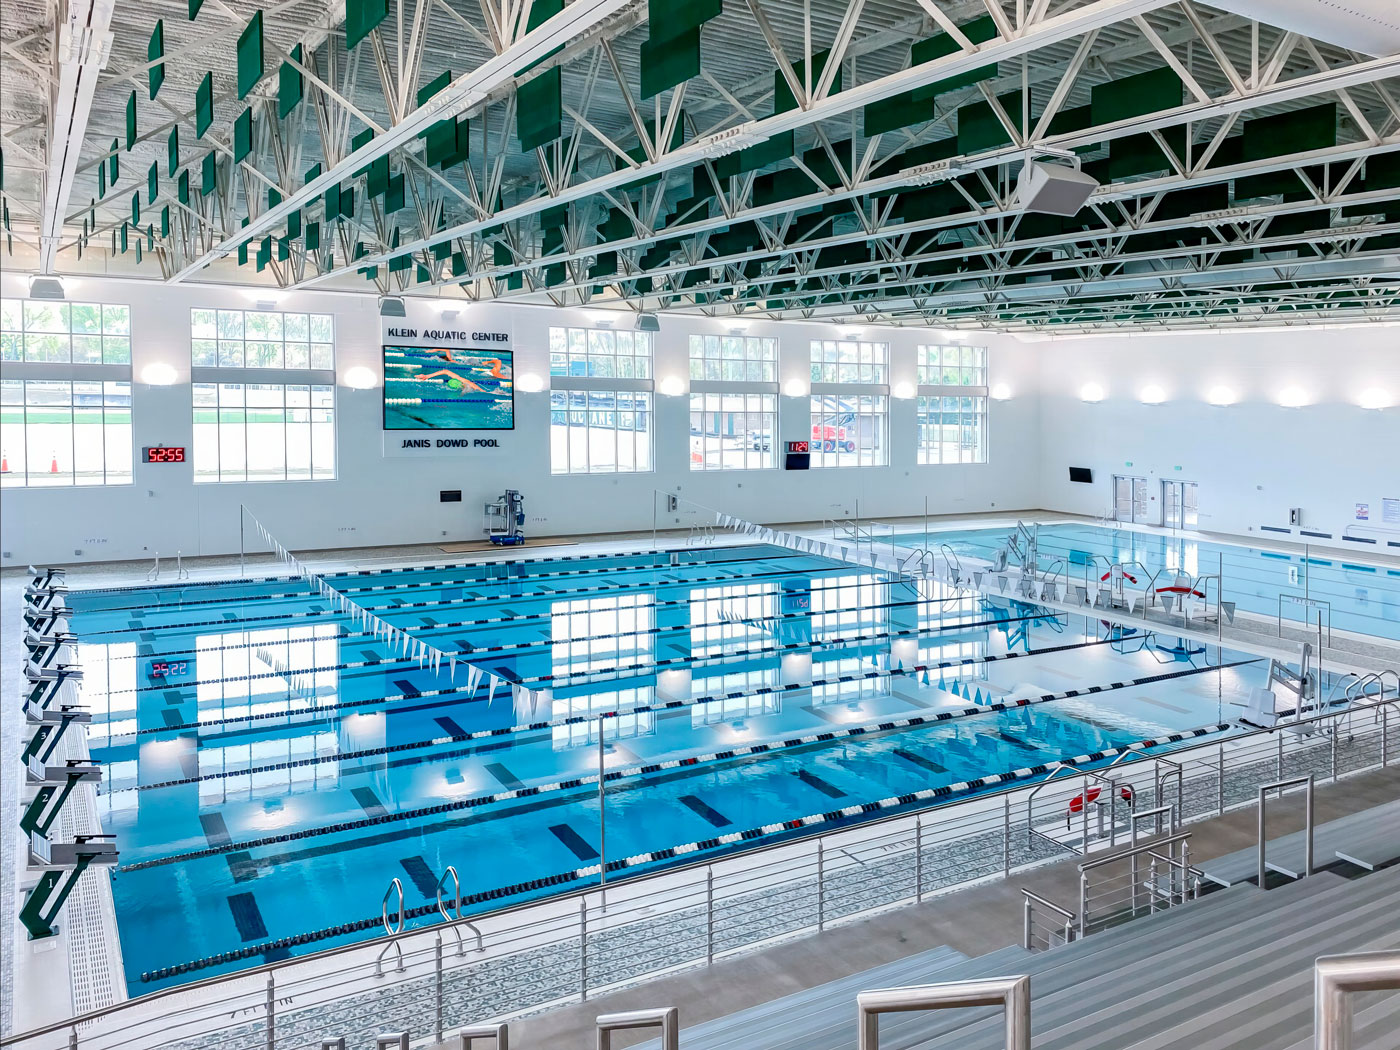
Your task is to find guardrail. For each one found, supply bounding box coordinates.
[1315,950,1400,1050]
[3,695,1394,1050]
[857,977,1031,1050]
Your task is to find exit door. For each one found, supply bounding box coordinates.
[1162,480,1198,529]
[1113,475,1152,524]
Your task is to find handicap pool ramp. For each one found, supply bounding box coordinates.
[629,863,1400,1050]
[1200,798,1400,887]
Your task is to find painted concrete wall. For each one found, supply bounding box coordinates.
[0,273,1041,565]
[1031,326,1400,546]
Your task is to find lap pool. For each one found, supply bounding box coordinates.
[70,543,1280,991]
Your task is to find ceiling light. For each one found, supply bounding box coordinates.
[139,362,178,386]
[990,383,1012,401]
[378,296,407,318]
[658,376,686,397]
[1139,384,1167,405]
[344,366,377,390]
[516,373,545,394]
[1276,386,1309,408]
[636,312,660,333]
[1206,386,1236,406]
[783,378,808,398]
[28,276,66,300]
[893,381,916,400]
[1017,156,1100,216]
[1080,382,1105,403]
[1357,387,1392,410]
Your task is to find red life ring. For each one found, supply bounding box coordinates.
[1100,570,1138,584]
[1066,785,1134,826]
[1156,584,1205,599]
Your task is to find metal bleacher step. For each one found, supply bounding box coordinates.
[1199,799,1400,887]
[922,866,1400,1050]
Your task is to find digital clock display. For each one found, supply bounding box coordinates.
[147,659,190,678]
[143,446,187,463]
[786,440,810,454]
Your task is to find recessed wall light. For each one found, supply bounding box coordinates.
[1139,384,1167,405]
[893,381,916,400]
[139,362,178,386]
[783,378,809,398]
[658,376,686,397]
[1277,386,1310,408]
[516,373,545,393]
[344,366,377,390]
[1206,386,1236,406]
[1357,387,1392,410]
[990,383,1012,401]
[1080,382,1105,403]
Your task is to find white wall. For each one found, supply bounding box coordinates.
[0,273,1041,565]
[1033,326,1400,545]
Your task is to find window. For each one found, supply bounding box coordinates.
[192,383,335,482]
[1,299,131,363]
[0,379,133,486]
[810,339,888,384]
[190,308,333,368]
[689,393,776,470]
[191,308,336,482]
[809,394,887,467]
[689,334,776,383]
[917,344,989,465]
[549,327,654,474]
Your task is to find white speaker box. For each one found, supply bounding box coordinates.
[1016,160,1099,217]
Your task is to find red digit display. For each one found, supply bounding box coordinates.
[786,440,810,454]
[148,659,189,678]
[143,447,187,463]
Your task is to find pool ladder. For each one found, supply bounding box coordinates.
[438,865,485,955]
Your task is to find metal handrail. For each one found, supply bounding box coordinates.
[6,694,1395,1049]
[596,1007,678,1050]
[1314,950,1400,1050]
[1079,831,1193,873]
[1021,889,1075,951]
[454,1023,509,1049]
[437,866,485,954]
[1259,775,1315,887]
[857,977,1031,1050]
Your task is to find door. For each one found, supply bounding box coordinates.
[1162,481,1198,529]
[1132,478,1152,523]
[1113,476,1134,522]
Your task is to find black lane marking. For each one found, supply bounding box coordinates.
[393,679,421,698]
[485,762,526,791]
[199,813,232,848]
[893,748,948,774]
[226,852,258,883]
[549,824,599,861]
[680,795,733,828]
[797,770,848,798]
[161,709,185,727]
[399,855,439,898]
[351,786,389,819]
[227,893,268,941]
[997,731,1036,751]
[434,716,466,737]
[359,649,380,662]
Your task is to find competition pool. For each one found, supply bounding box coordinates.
[71,543,1280,991]
[892,522,1400,641]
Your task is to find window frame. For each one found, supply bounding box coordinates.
[808,393,889,469]
[548,326,655,475]
[916,344,990,466]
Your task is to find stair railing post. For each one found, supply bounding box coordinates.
[705,867,714,965]
[435,931,444,1044]
[579,895,588,1003]
[817,839,825,932]
[266,972,275,1050]
[1002,795,1010,876]
[915,814,923,902]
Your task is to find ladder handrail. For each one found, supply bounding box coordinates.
[1315,950,1400,1050]
[857,978,1031,1050]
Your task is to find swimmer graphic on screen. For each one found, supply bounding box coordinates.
[416,350,510,392]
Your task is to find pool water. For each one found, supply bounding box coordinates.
[892,522,1400,641]
[71,544,1270,991]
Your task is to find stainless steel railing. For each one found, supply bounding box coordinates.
[1258,774,1315,887]
[1021,889,1076,952]
[596,1007,679,1050]
[857,977,1031,1050]
[4,694,1394,1050]
[1314,950,1400,1050]
[1077,831,1199,939]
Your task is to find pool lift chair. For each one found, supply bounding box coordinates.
[1239,643,1325,732]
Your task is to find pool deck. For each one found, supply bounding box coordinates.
[2,509,1396,1041]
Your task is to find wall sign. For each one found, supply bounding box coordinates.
[1356,503,1370,521]
[1384,498,1400,526]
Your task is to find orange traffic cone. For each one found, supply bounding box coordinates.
[50,453,59,473]
[0,450,8,473]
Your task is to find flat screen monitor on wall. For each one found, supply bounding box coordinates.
[382,345,515,430]
[1068,466,1094,484]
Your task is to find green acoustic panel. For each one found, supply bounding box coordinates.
[136,239,142,263]
[278,236,289,261]
[287,209,301,239]
[451,251,467,277]
[910,14,997,101]
[256,236,271,271]
[268,187,281,208]
[367,155,390,197]
[338,184,355,218]
[439,117,471,169]
[1108,126,1185,179]
[714,131,794,178]
[431,240,451,260]
[189,0,204,19]
[588,250,617,278]
[542,225,564,254]
[108,140,119,182]
[178,169,189,204]
[424,118,458,167]
[234,108,253,163]
[1243,102,1336,160]
[775,49,841,114]
[324,182,340,221]
[237,12,264,99]
[517,67,562,151]
[1091,65,1181,126]
[493,241,512,265]
[126,91,137,150]
[147,162,158,204]
[131,192,140,225]
[416,262,431,283]
[148,21,165,99]
[864,90,932,138]
[279,44,304,119]
[544,262,564,286]
[648,0,720,38]
[120,224,128,253]
[384,173,405,213]
[201,151,217,195]
[98,156,106,197]
[239,237,248,266]
[147,224,153,250]
[167,126,179,176]
[956,91,1022,154]
[351,126,374,158]
[390,250,412,273]
[305,221,319,250]
[346,0,389,50]
[417,68,452,107]
[515,0,563,74]
[195,72,214,138]
[640,26,699,99]
[161,204,170,237]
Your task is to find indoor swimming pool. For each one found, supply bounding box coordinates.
[892,522,1400,641]
[70,544,1272,991]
